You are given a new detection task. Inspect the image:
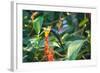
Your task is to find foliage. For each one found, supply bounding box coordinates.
[23,10,91,62]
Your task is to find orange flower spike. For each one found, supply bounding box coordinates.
[47,48,54,61]
[43,26,51,54]
[47,53,54,61]
[43,26,54,61]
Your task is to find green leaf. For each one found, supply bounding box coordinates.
[67,40,85,60]
[51,29,64,49]
[23,37,30,46]
[79,18,88,27]
[32,16,44,34]
[62,33,69,40]
[50,42,60,47]
[30,37,40,49]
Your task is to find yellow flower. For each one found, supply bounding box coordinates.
[43,26,51,37]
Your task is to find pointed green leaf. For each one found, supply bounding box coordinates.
[79,18,88,27]
[67,40,85,60]
[32,16,43,34]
